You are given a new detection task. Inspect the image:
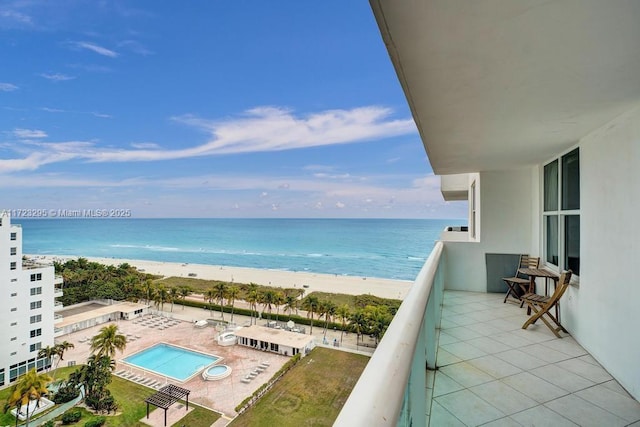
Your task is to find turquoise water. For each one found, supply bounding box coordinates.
[18,218,465,281]
[205,365,229,375]
[124,343,218,381]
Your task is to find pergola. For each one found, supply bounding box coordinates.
[144,384,191,426]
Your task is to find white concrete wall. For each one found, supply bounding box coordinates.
[561,106,640,399]
[0,213,55,384]
[443,168,538,291]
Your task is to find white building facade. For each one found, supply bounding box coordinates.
[0,212,56,386]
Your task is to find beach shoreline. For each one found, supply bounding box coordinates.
[34,255,413,300]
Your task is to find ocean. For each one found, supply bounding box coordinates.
[18,218,465,281]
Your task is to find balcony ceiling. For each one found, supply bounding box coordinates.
[371,0,640,174]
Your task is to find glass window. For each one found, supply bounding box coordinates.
[10,232,16,240]
[562,148,580,210]
[544,160,558,211]
[565,216,580,273]
[546,216,558,266]
[10,262,16,270]
[543,148,580,275]
[10,247,16,255]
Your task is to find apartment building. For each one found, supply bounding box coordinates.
[0,212,57,386]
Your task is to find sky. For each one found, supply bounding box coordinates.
[0,1,467,219]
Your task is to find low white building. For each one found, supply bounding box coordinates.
[0,212,57,386]
[56,300,149,336]
[235,325,315,357]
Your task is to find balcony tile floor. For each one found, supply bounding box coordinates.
[428,291,640,426]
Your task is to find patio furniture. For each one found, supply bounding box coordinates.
[503,255,540,303]
[521,270,572,338]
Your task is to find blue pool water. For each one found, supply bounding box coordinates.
[206,365,228,375]
[124,343,219,381]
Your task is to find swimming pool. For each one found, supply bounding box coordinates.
[123,343,220,382]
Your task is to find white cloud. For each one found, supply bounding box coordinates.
[314,172,352,180]
[41,107,66,113]
[118,40,154,56]
[0,105,416,171]
[335,201,346,208]
[70,41,118,58]
[0,9,32,25]
[40,73,75,82]
[13,128,48,139]
[260,192,268,198]
[130,142,160,149]
[92,112,112,118]
[0,82,18,92]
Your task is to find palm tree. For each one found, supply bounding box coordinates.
[302,295,319,334]
[90,324,127,359]
[274,291,285,319]
[204,288,216,316]
[350,310,367,349]
[366,305,392,344]
[36,346,56,373]
[154,285,169,311]
[179,286,192,309]
[169,287,180,312]
[5,368,52,427]
[141,279,154,305]
[323,301,337,337]
[261,290,278,320]
[54,341,75,366]
[246,290,259,325]
[284,295,297,319]
[214,282,227,319]
[39,341,74,381]
[336,304,351,343]
[226,286,240,322]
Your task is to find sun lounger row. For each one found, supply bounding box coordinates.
[115,370,163,389]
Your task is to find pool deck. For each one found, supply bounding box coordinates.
[58,307,290,423]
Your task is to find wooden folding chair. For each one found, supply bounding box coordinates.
[521,270,572,338]
[502,255,540,304]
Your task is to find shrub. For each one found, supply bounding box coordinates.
[85,416,106,427]
[53,384,80,404]
[61,409,82,424]
[43,421,55,427]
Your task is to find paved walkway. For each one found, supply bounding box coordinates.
[429,291,640,426]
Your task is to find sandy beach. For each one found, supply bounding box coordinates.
[37,255,413,300]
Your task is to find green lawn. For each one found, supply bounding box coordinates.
[0,368,220,427]
[230,347,370,426]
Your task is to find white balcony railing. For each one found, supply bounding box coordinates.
[335,241,444,426]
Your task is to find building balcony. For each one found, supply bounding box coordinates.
[54,275,64,286]
[54,287,64,298]
[335,243,640,426]
[54,313,63,324]
[54,301,63,311]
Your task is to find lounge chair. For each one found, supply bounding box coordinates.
[521,270,572,338]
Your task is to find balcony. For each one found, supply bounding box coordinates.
[54,301,63,311]
[54,287,64,298]
[54,275,63,286]
[54,313,63,324]
[336,243,640,426]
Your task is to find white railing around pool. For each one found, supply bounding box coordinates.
[334,241,444,427]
